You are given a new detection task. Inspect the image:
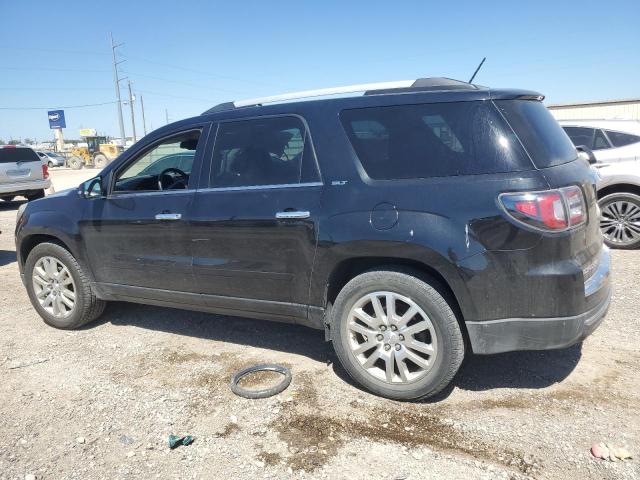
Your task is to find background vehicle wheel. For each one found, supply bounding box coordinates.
[330,269,464,401]
[599,192,640,249]
[26,190,45,201]
[67,156,83,170]
[24,242,106,329]
[47,161,54,168]
[93,153,108,168]
[1,195,15,202]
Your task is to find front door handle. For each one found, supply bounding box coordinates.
[155,213,182,221]
[275,210,310,220]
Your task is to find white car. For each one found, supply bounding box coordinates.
[561,121,640,249]
[0,146,51,202]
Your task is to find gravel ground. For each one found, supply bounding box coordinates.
[0,169,638,480]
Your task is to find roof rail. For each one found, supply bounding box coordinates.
[203,77,477,114]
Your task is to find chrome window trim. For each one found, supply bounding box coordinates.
[198,181,322,193]
[108,189,194,199]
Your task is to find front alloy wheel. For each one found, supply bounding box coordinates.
[32,256,77,318]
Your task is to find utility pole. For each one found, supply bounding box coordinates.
[110,32,126,146]
[165,109,169,125]
[127,79,137,143]
[140,94,147,136]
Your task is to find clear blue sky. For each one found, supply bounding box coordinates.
[1,0,638,142]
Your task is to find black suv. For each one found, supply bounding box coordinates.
[15,78,611,400]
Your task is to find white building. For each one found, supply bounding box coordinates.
[548,98,640,121]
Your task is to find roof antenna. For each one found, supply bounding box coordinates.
[468,57,486,84]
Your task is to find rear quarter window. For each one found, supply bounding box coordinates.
[0,148,41,164]
[605,130,640,148]
[340,101,532,180]
[495,100,578,168]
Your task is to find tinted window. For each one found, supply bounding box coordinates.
[210,116,318,188]
[605,130,640,148]
[0,148,41,164]
[496,100,578,168]
[593,129,611,150]
[563,127,595,149]
[114,130,201,192]
[340,101,531,180]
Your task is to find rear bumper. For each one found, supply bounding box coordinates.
[0,179,51,195]
[466,247,611,354]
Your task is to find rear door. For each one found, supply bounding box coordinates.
[191,115,322,320]
[0,147,43,187]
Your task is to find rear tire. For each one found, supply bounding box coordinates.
[26,189,45,201]
[24,242,106,329]
[599,192,640,250]
[67,156,83,170]
[330,269,464,400]
[1,195,15,202]
[93,153,109,168]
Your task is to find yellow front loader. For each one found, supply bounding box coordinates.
[67,136,122,170]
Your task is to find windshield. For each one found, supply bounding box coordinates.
[494,100,577,168]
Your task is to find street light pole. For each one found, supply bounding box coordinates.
[140,94,147,136]
[127,79,137,143]
[110,32,126,146]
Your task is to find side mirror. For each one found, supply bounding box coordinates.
[79,176,104,198]
[576,145,597,165]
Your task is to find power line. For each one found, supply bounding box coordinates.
[0,101,118,111]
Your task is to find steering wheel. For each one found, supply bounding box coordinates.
[158,167,188,190]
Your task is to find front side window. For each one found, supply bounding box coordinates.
[113,130,201,192]
[210,116,318,188]
[341,101,531,180]
[605,130,640,148]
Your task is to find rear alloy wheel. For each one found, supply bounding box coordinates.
[93,153,108,168]
[67,156,83,170]
[25,242,106,329]
[331,269,464,400]
[599,192,640,249]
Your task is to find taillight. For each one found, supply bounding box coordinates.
[499,186,586,232]
[42,164,49,179]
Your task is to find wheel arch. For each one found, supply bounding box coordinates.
[597,182,640,199]
[322,256,470,346]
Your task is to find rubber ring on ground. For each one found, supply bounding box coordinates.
[230,364,292,399]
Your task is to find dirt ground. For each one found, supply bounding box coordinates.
[0,169,638,480]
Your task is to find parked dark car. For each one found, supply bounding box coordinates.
[15,78,611,400]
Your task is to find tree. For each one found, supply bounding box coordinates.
[7,139,20,145]
[23,138,34,145]
[0,139,4,145]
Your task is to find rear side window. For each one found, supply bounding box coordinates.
[563,127,595,148]
[605,130,640,148]
[340,101,531,180]
[0,148,41,164]
[210,116,319,188]
[495,100,578,168]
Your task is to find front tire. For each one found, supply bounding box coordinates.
[330,269,464,400]
[599,192,640,249]
[25,242,106,329]
[48,161,54,168]
[67,156,83,170]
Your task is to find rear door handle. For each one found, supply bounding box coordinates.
[275,210,310,219]
[155,213,182,221]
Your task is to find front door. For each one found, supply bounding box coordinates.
[81,127,209,292]
[191,116,322,319]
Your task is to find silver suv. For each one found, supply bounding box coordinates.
[0,146,51,202]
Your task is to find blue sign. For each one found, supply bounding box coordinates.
[48,110,66,129]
